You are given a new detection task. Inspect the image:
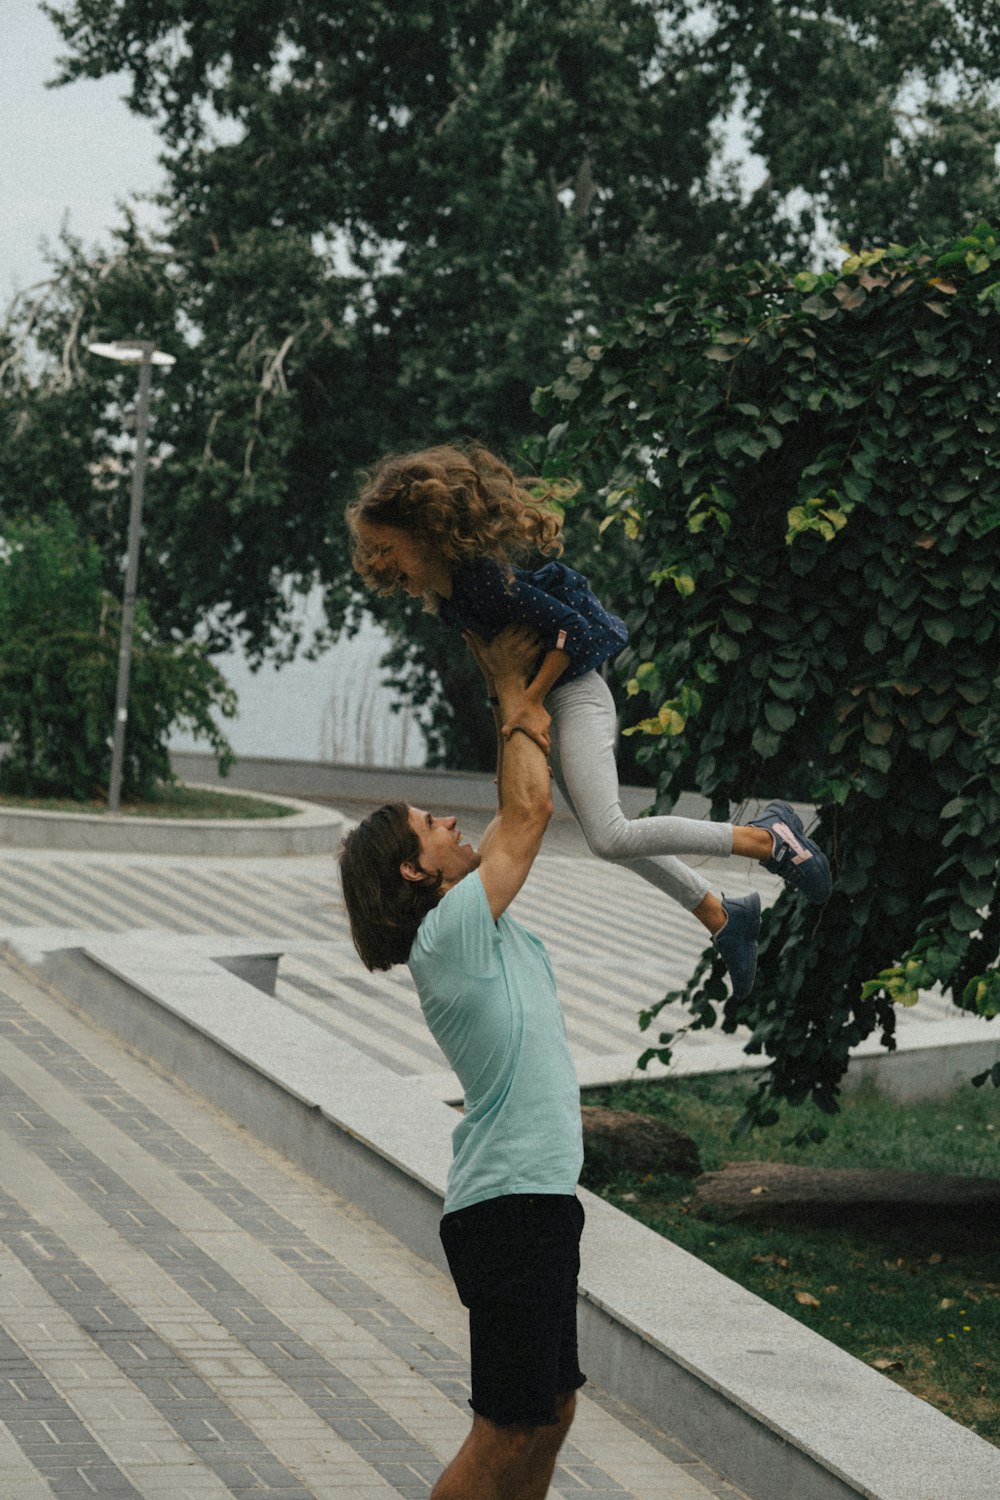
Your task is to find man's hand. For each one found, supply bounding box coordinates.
[464,625,543,692]
[501,695,552,754]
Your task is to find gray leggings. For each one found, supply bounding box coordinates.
[547,670,732,911]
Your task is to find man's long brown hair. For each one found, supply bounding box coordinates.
[338,802,443,971]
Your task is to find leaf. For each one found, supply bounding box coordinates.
[833,284,866,311]
[871,1358,904,1372]
[864,717,893,746]
[924,618,955,647]
[710,633,740,663]
[794,1291,821,1308]
[753,1252,790,1269]
[657,704,686,734]
[949,901,981,934]
[764,700,796,732]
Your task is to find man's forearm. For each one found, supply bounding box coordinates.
[494,674,551,818]
[489,695,505,810]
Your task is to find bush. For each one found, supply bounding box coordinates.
[0,509,236,801]
[536,223,1000,1128]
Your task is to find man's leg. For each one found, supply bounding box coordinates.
[518,1390,577,1499]
[430,1391,576,1500]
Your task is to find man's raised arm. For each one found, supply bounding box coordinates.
[466,627,553,920]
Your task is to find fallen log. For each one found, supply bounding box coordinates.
[692,1160,1000,1238]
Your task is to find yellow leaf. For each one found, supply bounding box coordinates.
[794,1291,821,1309]
[657,705,686,735]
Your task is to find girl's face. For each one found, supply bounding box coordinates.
[354,520,452,598]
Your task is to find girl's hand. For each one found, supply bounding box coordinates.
[502,696,552,755]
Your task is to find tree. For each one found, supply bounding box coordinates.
[3,2,998,764]
[0,508,235,800]
[534,223,1000,1126]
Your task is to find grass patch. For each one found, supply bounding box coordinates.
[582,1074,1000,1445]
[0,784,295,820]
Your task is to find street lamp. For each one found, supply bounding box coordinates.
[86,339,176,813]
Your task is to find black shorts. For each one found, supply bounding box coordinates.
[439,1193,586,1428]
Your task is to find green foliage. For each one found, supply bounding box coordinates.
[536,223,1000,1123]
[3,3,997,766]
[0,509,236,801]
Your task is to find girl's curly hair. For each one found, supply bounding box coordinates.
[347,442,569,599]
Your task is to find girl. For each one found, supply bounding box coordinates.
[347,443,830,999]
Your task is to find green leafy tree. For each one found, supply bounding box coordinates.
[2,1,997,765]
[535,222,1000,1126]
[0,508,235,801]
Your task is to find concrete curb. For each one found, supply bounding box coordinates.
[10,926,1000,1500]
[0,784,347,856]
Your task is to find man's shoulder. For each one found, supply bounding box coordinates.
[409,871,494,964]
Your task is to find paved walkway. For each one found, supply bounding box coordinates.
[0,950,748,1500]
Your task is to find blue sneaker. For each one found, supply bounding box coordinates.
[712,891,761,1001]
[750,800,831,904]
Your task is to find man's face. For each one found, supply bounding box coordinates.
[404,805,479,889]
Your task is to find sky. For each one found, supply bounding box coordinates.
[1,0,163,302]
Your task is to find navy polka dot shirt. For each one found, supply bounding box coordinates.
[437,557,628,681]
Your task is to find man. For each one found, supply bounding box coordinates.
[339,626,583,1500]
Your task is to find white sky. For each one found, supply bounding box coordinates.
[1,0,163,302]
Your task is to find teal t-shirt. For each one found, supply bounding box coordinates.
[408,871,583,1214]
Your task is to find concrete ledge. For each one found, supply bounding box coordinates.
[170,748,660,818]
[574,1023,1000,1105]
[9,927,1000,1500]
[0,785,346,856]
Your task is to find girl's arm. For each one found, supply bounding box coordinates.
[501,646,570,748]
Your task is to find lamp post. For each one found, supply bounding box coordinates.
[86,339,176,813]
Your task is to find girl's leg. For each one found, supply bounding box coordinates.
[548,672,731,911]
[554,749,712,910]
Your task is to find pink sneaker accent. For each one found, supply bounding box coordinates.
[772,822,813,865]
